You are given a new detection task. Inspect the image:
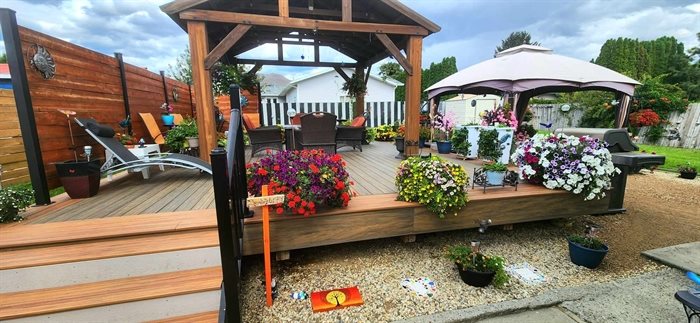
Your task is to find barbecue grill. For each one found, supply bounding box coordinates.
[555,128,665,213]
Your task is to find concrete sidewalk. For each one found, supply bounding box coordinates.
[397,269,692,323]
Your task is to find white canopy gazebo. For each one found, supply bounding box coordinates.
[426,45,641,128]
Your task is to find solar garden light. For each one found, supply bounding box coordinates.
[478,219,492,233]
[470,240,481,253]
[83,146,92,162]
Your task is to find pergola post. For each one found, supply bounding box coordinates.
[187,20,217,162]
[354,62,366,118]
[404,36,423,156]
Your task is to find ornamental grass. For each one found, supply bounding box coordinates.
[395,156,469,218]
[246,149,353,216]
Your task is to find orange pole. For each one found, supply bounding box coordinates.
[262,185,273,307]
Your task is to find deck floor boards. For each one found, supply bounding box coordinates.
[15,142,486,224]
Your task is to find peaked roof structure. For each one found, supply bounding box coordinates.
[161,0,440,66]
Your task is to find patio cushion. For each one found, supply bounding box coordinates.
[87,122,116,138]
[350,116,366,127]
[242,114,256,131]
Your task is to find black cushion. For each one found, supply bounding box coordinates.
[87,121,116,138]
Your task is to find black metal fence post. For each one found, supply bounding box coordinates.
[0,8,50,204]
[160,70,169,105]
[114,53,132,134]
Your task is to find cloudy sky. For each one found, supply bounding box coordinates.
[1,0,699,80]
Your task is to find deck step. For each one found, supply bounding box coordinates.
[147,310,219,323]
[0,267,222,320]
[0,229,219,270]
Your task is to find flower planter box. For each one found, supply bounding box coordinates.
[679,171,697,180]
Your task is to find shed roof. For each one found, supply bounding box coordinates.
[161,0,440,65]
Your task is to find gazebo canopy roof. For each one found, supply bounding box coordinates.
[427,45,640,99]
[161,0,440,67]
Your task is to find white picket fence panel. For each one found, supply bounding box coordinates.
[260,101,405,128]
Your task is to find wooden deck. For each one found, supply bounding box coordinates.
[17,142,483,224]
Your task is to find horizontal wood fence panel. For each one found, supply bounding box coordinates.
[259,101,406,127]
[0,90,28,187]
[14,26,194,188]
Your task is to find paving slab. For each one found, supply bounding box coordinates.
[477,307,580,323]
[642,242,700,273]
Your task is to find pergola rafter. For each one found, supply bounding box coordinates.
[162,0,440,162]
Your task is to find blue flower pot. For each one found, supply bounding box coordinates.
[436,141,452,154]
[568,239,609,269]
[419,138,426,148]
[161,114,174,126]
[486,171,505,185]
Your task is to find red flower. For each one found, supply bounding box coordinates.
[308,201,315,209]
[309,164,320,173]
[288,201,296,208]
[297,208,306,215]
[286,193,294,199]
[273,165,280,171]
[301,201,307,207]
[257,168,268,176]
[331,154,342,162]
[335,180,345,190]
[294,196,301,202]
[276,207,284,215]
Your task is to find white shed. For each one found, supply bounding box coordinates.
[278,68,402,103]
[440,94,501,125]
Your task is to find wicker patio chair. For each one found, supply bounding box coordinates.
[336,115,366,151]
[290,113,307,125]
[297,112,337,154]
[241,114,283,156]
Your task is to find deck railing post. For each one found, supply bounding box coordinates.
[211,147,242,323]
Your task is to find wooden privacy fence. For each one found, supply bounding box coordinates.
[529,104,584,130]
[259,101,406,128]
[12,26,194,189]
[0,89,28,187]
[637,103,700,148]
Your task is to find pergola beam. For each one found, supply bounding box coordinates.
[375,33,412,75]
[204,24,251,69]
[278,0,289,17]
[235,58,356,68]
[342,0,352,22]
[187,20,217,162]
[404,35,422,156]
[248,63,263,75]
[179,9,430,36]
[334,67,351,82]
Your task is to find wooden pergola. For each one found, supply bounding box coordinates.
[161,0,440,161]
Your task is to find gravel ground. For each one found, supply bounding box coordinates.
[239,171,700,322]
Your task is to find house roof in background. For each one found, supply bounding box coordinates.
[277,68,403,96]
[260,73,291,96]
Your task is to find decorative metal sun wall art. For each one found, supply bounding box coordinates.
[28,44,56,79]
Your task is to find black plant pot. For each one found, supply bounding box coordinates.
[456,265,495,287]
[679,171,697,180]
[55,159,101,199]
[568,239,609,269]
[395,137,405,153]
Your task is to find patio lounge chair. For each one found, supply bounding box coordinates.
[172,113,184,125]
[75,118,212,177]
[336,115,366,152]
[297,112,337,154]
[241,114,283,156]
[138,112,165,145]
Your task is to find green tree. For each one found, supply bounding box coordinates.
[168,47,192,85]
[689,32,700,62]
[0,53,6,63]
[379,56,458,101]
[495,31,541,56]
[379,62,406,100]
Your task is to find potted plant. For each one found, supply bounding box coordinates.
[396,156,469,218]
[678,163,697,180]
[433,112,456,154]
[374,125,396,141]
[247,150,353,216]
[0,184,34,222]
[451,126,470,156]
[446,245,508,288]
[477,128,502,162]
[483,162,508,185]
[180,117,200,148]
[394,123,405,155]
[419,126,431,148]
[160,102,175,126]
[54,110,101,199]
[567,233,608,269]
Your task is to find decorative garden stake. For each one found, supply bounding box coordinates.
[58,109,78,161]
[247,185,284,307]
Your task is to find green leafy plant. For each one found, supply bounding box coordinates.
[483,162,508,172]
[373,125,396,141]
[446,245,509,288]
[678,162,697,173]
[165,117,198,151]
[396,156,469,218]
[364,127,376,143]
[419,126,431,140]
[568,235,606,250]
[451,127,471,155]
[0,184,34,222]
[644,125,665,143]
[342,72,367,99]
[477,129,502,161]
